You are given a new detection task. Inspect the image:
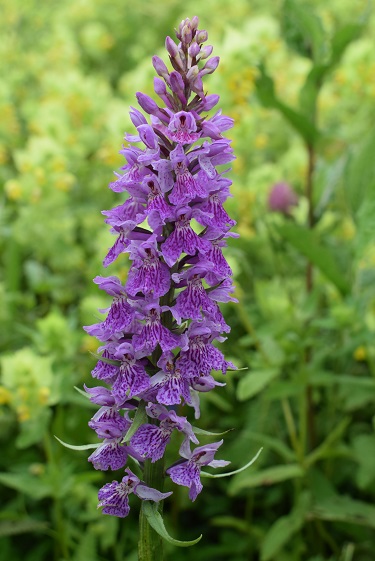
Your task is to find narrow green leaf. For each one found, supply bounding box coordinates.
[330,23,363,67]
[261,492,311,560]
[142,502,202,547]
[0,519,49,537]
[229,464,304,495]
[210,516,250,533]
[74,386,90,398]
[282,0,325,62]
[54,436,100,451]
[344,131,375,214]
[122,401,147,443]
[237,368,279,401]
[278,223,350,295]
[201,447,262,479]
[305,417,351,467]
[192,427,234,436]
[312,495,375,528]
[242,431,295,462]
[255,65,319,145]
[0,473,53,500]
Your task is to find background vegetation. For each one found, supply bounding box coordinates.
[1,0,375,560]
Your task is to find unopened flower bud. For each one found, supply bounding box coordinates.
[191,16,199,31]
[186,66,199,81]
[129,106,147,127]
[136,92,159,115]
[152,55,169,79]
[196,29,208,43]
[153,77,167,96]
[165,36,179,58]
[200,56,220,76]
[181,24,193,44]
[199,94,220,111]
[188,42,200,58]
[170,71,185,93]
[199,45,213,60]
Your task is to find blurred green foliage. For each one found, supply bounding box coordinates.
[1,0,375,560]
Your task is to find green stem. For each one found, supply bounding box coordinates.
[138,457,165,561]
[43,432,70,560]
[305,142,317,451]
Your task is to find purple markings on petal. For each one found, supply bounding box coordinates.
[98,467,171,518]
[126,242,170,297]
[169,146,206,206]
[161,211,210,267]
[151,356,192,406]
[168,111,201,144]
[88,439,129,471]
[132,306,183,356]
[167,440,229,501]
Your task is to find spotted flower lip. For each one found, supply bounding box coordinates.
[84,15,238,518]
[167,111,201,144]
[166,439,230,501]
[98,468,172,517]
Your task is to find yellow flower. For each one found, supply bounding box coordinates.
[38,387,50,405]
[354,346,367,362]
[16,405,31,422]
[0,386,12,405]
[5,179,22,200]
[254,133,269,149]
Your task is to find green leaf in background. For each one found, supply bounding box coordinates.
[0,472,53,500]
[344,131,375,214]
[261,492,311,560]
[255,65,320,145]
[278,223,350,295]
[305,417,350,467]
[237,368,279,401]
[0,519,49,537]
[351,434,375,490]
[312,495,375,528]
[330,23,364,67]
[298,23,363,119]
[240,431,295,462]
[228,464,304,495]
[142,502,202,547]
[281,0,325,62]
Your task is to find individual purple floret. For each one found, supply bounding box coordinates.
[166,439,230,501]
[130,403,199,462]
[98,468,172,517]
[84,16,237,518]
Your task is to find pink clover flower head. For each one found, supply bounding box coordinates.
[268,182,298,215]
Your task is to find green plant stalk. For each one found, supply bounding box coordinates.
[43,432,70,560]
[138,456,165,561]
[304,142,317,452]
[138,237,175,561]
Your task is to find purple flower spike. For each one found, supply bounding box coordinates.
[84,15,238,517]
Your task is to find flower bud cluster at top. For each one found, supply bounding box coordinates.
[84,16,237,518]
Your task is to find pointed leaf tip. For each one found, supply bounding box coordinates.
[201,447,263,479]
[54,435,100,451]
